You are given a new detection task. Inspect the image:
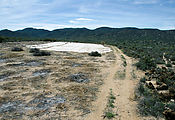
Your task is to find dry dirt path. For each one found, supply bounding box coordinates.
[84,46,142,120]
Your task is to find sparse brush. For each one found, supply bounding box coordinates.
[33,51,51,56]
[105,112,115,119]
[29,48,40,53]
[166,63,172,67]
[11,47,23,52]
[88,51,102,57]
[110,95,116,100]
[108,101,115,108]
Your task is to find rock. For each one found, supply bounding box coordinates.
[156,84,168,90]
[158,91,171,100]
[156,81,163,86]
[169,87,175,99]
[146,82,155,89]
[163,109,175,120]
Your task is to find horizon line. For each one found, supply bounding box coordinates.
[0,26,175,31]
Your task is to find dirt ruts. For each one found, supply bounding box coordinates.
[84,46,143,120]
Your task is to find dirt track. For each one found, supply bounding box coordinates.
[0,42,146,120]
[84,46,144,120]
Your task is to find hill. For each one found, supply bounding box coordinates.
[0,27,175,43]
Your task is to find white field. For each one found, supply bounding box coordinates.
[26,42,112,53]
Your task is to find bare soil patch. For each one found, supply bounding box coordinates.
[0,42,113,120]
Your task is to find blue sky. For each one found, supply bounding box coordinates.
[0,0,175,30]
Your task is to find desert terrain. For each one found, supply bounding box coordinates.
[0,42,152,120]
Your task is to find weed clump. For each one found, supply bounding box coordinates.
[105,112,115,119]
[11,47,23,52]
[29,48,40,53]
[104,89,116,119]
[29,48,51,56]
[33,51,51,56]
[88,51,102,57]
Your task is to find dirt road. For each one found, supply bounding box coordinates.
[84,46,143,120]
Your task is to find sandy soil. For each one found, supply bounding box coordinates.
[83,46,144,120]
[0,42,153,120]
[0,42,114,120]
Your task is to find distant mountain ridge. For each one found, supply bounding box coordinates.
[0,27,175,43]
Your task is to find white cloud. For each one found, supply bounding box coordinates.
[69,18,94,24]
[133,0,159,4]
[69,20,78,24]
[76,18,93,21]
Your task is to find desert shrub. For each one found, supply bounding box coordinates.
[29,48,51,56]
[138,97,165,117]
[164,54,171,59]
[108,101,115,108]
[156,59,165,64]
[123,61,127,67]
[135,57,156,71]
[166,103,175,111]
[88,51,102,57]
[166,63,172,67]
[0,36,4,43]
[29,48,40,53]
[138,83,153,96]
[33,51,51,56]
[137,67,175,118]
[170,56,175,61]
[42,38,56,42]
[11,47,23,52]
[140,77,146,83]
[105,112,115,119]
[172,62,175,65]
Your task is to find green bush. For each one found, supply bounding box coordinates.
[170,56,175,61]
[88,51,102,57]
[105,112,115,119]
[140,77,146,83]
[109,101,115,108]
[135,57,156,71]
[172,62,175,65]
[166,63,172,67]
[0,36,4,43]
[166,103,175,111]
[138,97,165,117]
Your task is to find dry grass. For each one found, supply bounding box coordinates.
[0,41,113,120]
